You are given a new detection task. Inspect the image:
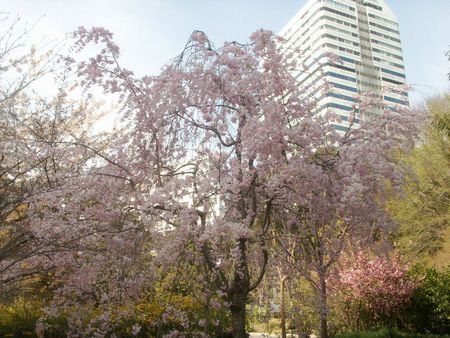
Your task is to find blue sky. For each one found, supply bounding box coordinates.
[3,0,450,106]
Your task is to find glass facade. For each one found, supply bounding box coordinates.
[280,0,408,131]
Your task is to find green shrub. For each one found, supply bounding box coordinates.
[404,265,450,334]
[0,298,41,337]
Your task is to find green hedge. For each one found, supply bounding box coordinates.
[404,265,450,334]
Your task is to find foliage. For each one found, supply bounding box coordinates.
[34,256,232,337]
[388,94,450,262]
[0,298,42,337]
[0,296,68,338]
[288,278,319,336]
[404,265,450,335]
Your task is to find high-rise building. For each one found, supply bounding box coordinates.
[280,0,408,132]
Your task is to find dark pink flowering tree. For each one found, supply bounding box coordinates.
[334,253,417,331]
[27,26,419,337]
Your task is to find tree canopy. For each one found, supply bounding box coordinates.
[389,94,450,265]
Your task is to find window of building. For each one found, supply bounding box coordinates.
[384,96,408,105]
[330,82,358,93]
[381,67,406,78]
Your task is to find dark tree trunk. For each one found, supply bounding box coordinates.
[280,275,287,338]
[230,292,247,338]
[387,325,392,338]
[318,269,329,338]
[229,239,250,338]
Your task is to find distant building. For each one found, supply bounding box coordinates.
[280,0,408,132]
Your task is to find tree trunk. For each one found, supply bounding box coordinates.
[356,300,362,332]
[229,239,249,338]
[230,296,247,338]
[280,275,287,338]
[318,269,329,338]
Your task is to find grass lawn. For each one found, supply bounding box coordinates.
[336,328,450,338]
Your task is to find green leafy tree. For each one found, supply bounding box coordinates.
[388,94,450,262]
